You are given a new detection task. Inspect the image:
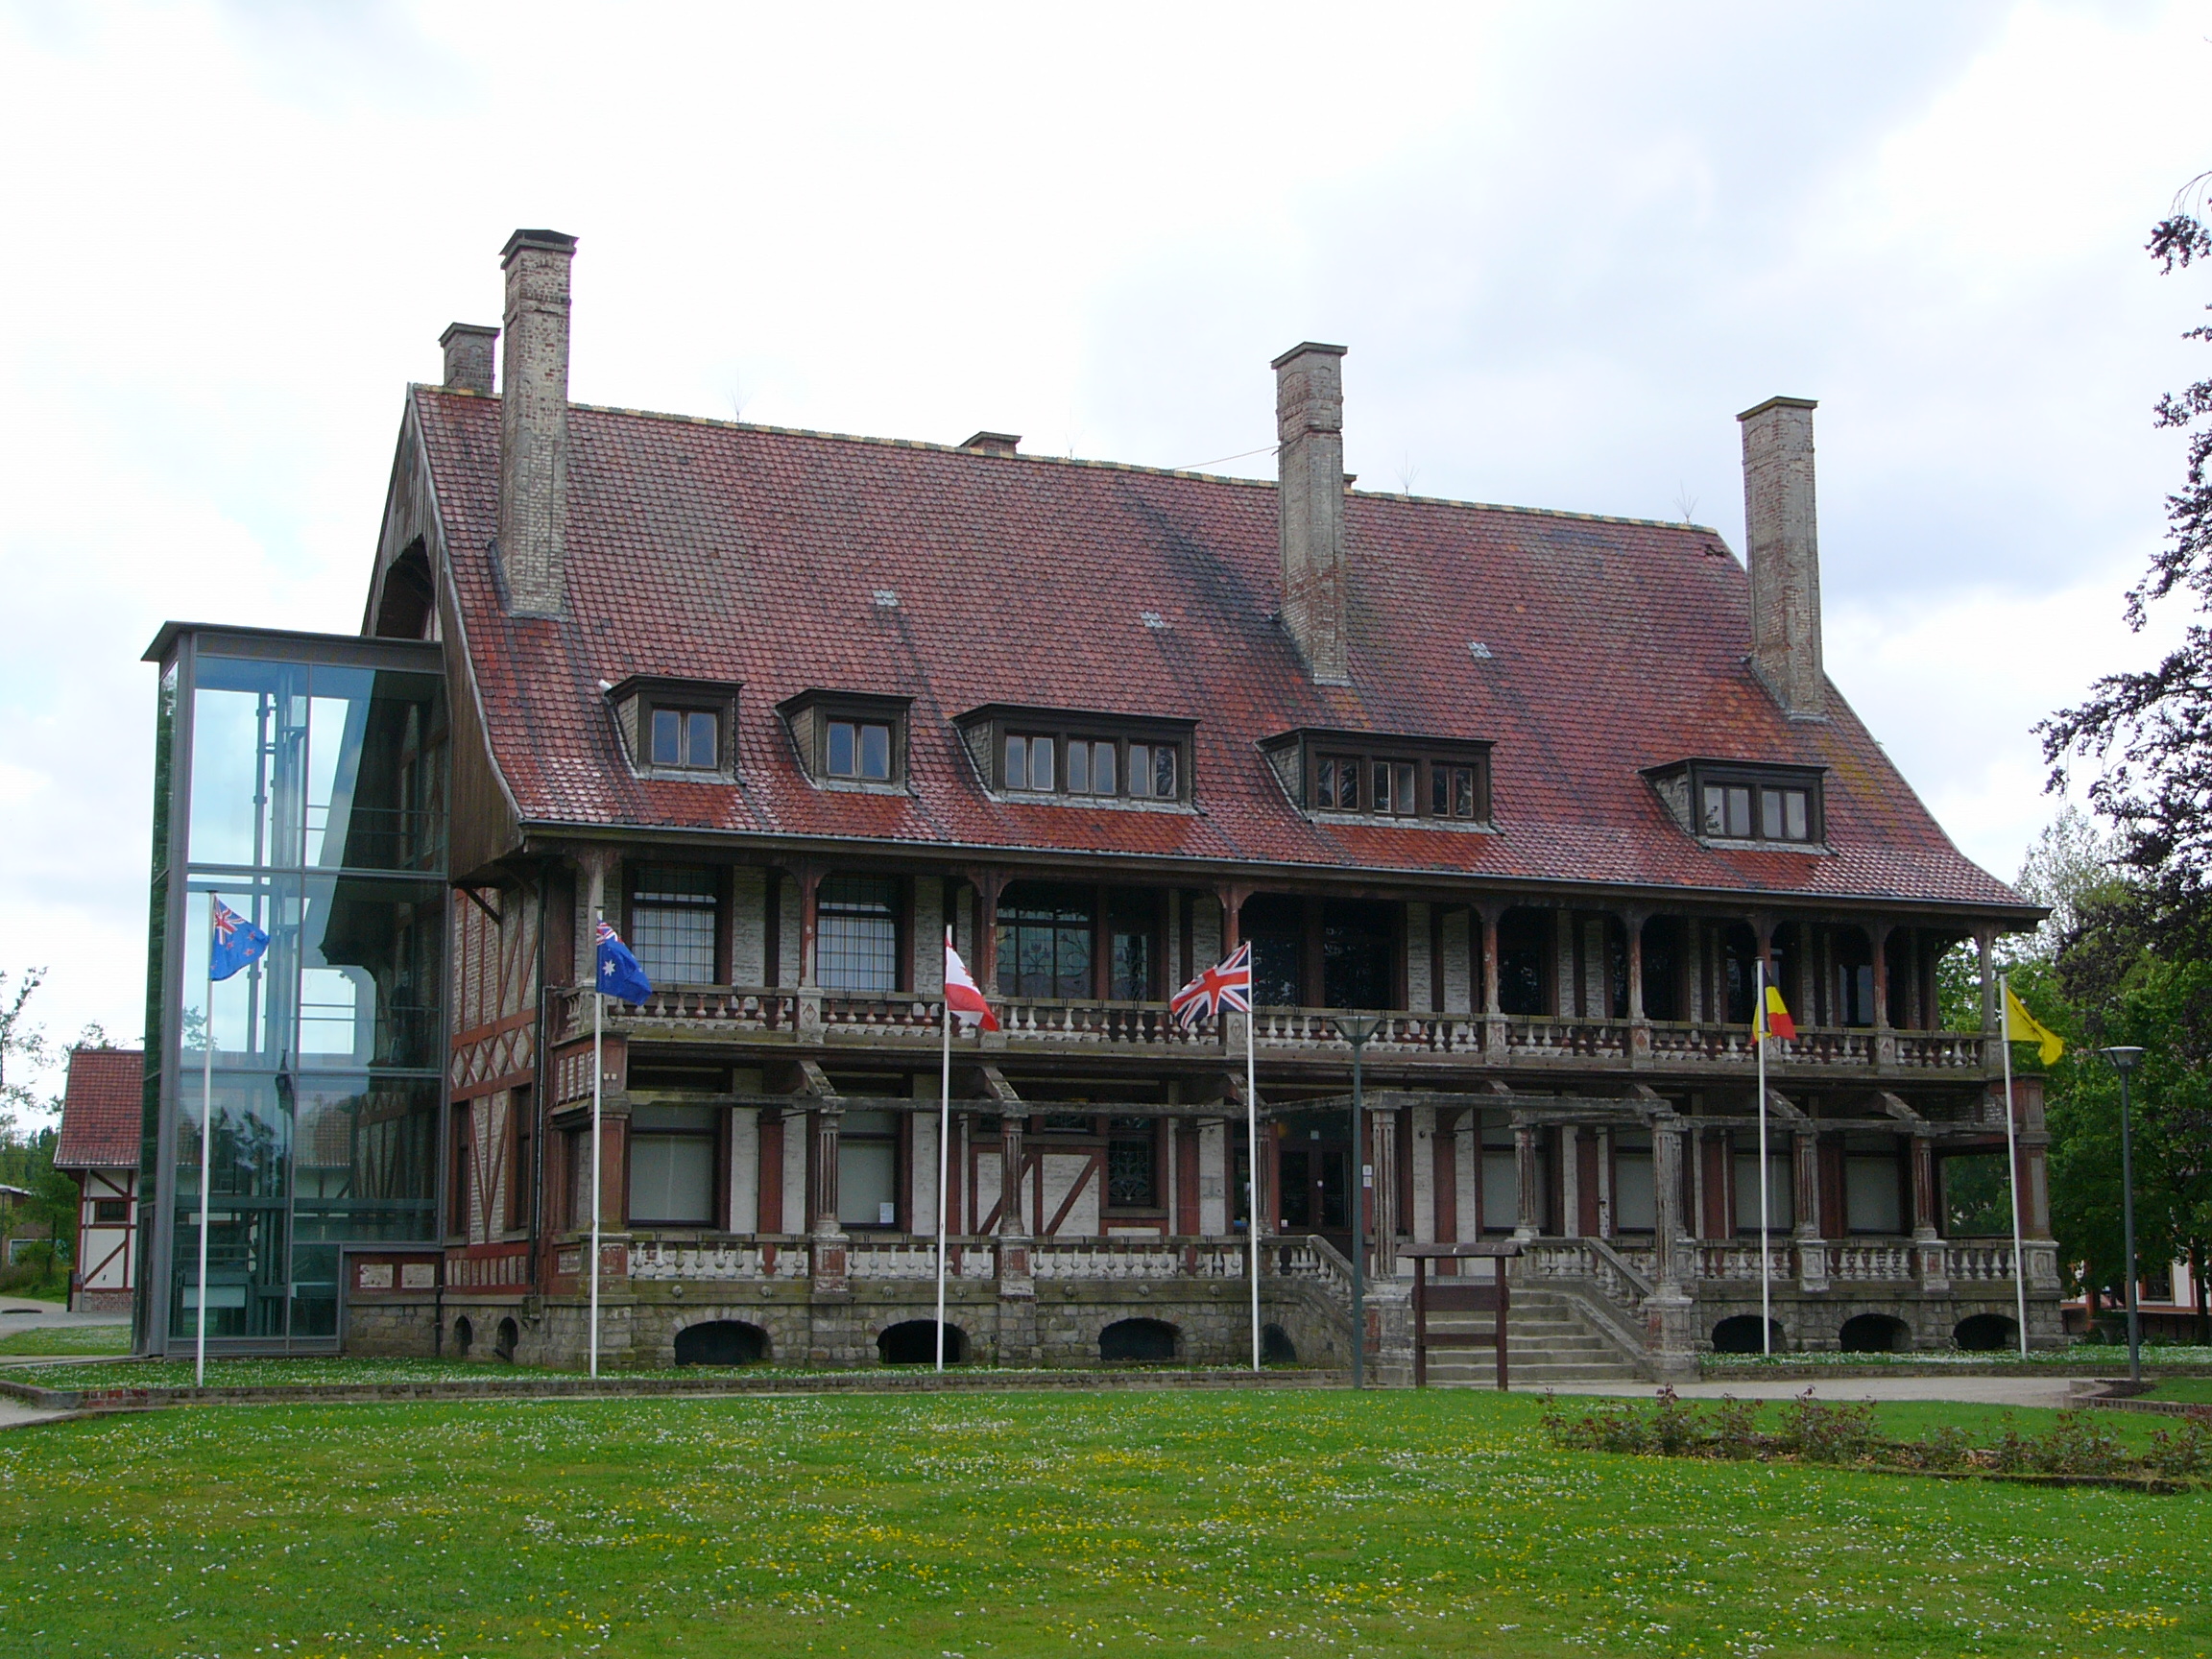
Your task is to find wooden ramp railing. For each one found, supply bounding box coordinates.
[1406,1242,1523,1390]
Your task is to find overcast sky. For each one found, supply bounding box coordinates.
[1,1,2205,1117]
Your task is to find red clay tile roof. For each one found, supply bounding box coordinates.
[415,388,2027,913]
[54,1047,141,1170]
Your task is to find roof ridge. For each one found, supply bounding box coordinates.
[408,384,1725,537]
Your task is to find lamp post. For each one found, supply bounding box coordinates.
[1331,1012,1382,1390]
[2096,1046,2146,1385]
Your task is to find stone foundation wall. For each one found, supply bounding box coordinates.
[69,1287,133,1315]
[372,1280,1337,1373]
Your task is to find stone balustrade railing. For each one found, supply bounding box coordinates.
[556,984,1992,1076]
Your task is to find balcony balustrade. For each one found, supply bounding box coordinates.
[551,984,1990,1075]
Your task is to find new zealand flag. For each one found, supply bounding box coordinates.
[208,898,270,983]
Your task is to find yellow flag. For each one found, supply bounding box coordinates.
[2003,984,2065,1067]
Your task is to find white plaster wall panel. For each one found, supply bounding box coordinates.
[1442,908,1473,1013]
[1410,1105,1435,1241]
[781,1112,807,1234]
[778,880,802,988]
[730,867,767,985]
[1193,902,1221,975]
[1038,1152,1099,1237]
[972,1149,1002,1234]
[1198,1119,1228,1236]
[914,879,945,993]
[1452,1112,1476,1238]
[729,1107,758,1234]
[1406,902,1431,1010]
[910,1112,938,1237]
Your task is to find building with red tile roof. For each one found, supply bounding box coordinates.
[53,1046,140,1314]
[146,229,2057,1376]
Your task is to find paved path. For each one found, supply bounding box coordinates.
[0,1296,129,1330]
[1560,1376,2090,1409]
[0,1395,76,1431]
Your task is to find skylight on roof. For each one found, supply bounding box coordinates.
[1141,611,1167,630]
[1468,640,1494,661]
[873,589,900,609]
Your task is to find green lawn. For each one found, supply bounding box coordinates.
[2145,1377,2212,1405]
[1,1390,2204,1658]
[0,1323,133,1358]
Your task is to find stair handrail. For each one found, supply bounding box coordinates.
[1584,1236,1657,1308]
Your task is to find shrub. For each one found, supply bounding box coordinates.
[1777,1389,1877,1463]
[2143,1416,2211,1479]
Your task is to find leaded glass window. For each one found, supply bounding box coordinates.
[1106,1118,1158,1209]
[631,865,717,985]
[817,876,899,993]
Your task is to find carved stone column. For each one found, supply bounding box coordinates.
[1623,909,1651,1062]
[810,1105,849,1294]
[997,1108,1033,1298]
[1479,902,1506,1063]
[1793,1126,1827,1292]
[1370,1107,1399,1277]
[1214,880,1252,1049]
[1512,1119,1540,1238]
[1652,1117,1686,1293]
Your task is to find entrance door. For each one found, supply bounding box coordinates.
[1277,1118,1352,1261]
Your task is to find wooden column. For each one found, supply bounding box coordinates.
[1976,926,1998,1034]
[972,868,1006,991]
[795,862,825,989]
[809,1104,848,1294]
[1910,1130,1939,1241]
[1370,1107,1399,1276]
[1623,910,1647,1022]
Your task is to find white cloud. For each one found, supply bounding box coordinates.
[0,0,2204,1114]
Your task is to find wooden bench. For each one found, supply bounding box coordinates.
[1405,1242,1522,1390]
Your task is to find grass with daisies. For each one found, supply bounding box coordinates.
[1,1387,2204,1658]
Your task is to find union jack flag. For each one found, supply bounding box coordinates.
[1169,943,1252,1030]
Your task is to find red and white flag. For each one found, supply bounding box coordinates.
[944,929,998,1031]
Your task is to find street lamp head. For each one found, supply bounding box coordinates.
[1331,1012,1382,1046]
[2098,1046,2146,1073]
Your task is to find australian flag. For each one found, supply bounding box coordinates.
[595,919,653,1004]
[208,898,270,983]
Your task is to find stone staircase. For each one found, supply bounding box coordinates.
[1418,1285,1647,1389]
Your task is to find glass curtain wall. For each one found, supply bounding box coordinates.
[146,633,446,1353]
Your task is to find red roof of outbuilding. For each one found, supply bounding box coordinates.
[53,1048,141,1171]
[416,387,2025,911]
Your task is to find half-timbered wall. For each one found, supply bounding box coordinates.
[72,1167,136,1304]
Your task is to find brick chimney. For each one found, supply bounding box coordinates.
[496,229,578,617]
[1274,342,1351,685]
[1738,396,1825,720]
[440,322,497,394]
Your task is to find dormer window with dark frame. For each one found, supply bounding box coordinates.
[779,689,913,791]
[651,707,719,770]
[607,676,742,781]
[1644,758,1826,849]
[957,706,1196,806]
[1263,729,1493,825]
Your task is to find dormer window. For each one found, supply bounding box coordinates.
[779,690,911,790]
[958,706,1195,805]
[1646,758,1825,848]
[1264,729,1492,825]
[651,707,719,771]
[828,718,894,781]
[607,676,741,781]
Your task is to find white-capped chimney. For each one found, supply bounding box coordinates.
[1274,342,1351,685]
[1738,395,1825,720]
[440,322,498,394]
[496,228,578,617]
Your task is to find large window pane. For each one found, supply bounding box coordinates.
[1734,1152,1794,1233]
[632,865,716,985]
[1846,1154,1903,1233]
[997,882,1093,998]
[190,659,310,868]
[819,877,899,993]
[1613,1135,1655,1231]
[838,1135,897,1227]
[630,1106,718,1225]
[298,877,446,1070]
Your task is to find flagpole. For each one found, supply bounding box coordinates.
[936,933,952,1373]
[1245,996,1261,1373]
[1999,974,2030,1360]
[197,891,216,1388]
[1756,956,1772,1358]
[589,905,604,1382]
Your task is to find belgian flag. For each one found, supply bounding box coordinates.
[1755,982,1796,1042]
